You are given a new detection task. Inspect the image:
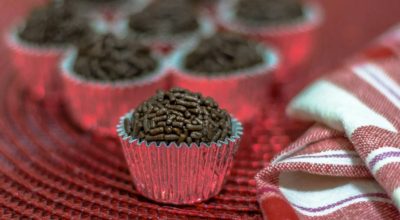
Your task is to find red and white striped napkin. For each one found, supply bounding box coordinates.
[256,25,400,220]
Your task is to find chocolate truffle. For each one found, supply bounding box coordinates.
[71,0,124,3]
[73,34,158,81]
[64,0,126,6]
[236,0,303,25]
[19,2,91,45]
[128,0,199,36]
[184,32,263,74]
[124,88,232,145]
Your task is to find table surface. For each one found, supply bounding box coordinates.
[1,0,400,219]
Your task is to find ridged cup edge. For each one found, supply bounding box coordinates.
[117,111,243,149]
[216,0,324,36]
[167,37,280,80]
[60,48,169,89]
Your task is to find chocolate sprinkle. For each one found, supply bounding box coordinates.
[236,0,304,25]
[68,0,125,3]
[73,34,158,81]
[128,0,199,36]
[19,2,91,45]
[125,88,232,145]
[184,32,264,74]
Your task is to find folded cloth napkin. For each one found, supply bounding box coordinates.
[256,25,400,220]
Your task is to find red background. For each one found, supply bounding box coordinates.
[1,0,400,219]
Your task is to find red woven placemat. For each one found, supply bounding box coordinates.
[1,0,400,219]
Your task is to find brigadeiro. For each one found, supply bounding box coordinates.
[236,0,304,25]
[61,33,168,136]
[169,32,279,123]
[64,0,146,33]
[117,87,243,204]
[63,0,131,18]
[6,1,92,100]
[125,0,213,54]
[214,0,322,79]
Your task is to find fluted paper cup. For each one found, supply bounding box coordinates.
[214,0,323,78]
[117,112,243,205]
[169,40,279,123]
[61,49,168,137]
[5,26,65,100]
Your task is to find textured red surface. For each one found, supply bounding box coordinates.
[1,0,400,219]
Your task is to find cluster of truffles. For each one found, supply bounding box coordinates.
[19,2,90,45]
[129,0,199,36]
[124,88,232,145]
[185,33,263,74]
[236,0,303,25]
[74,34,157,81]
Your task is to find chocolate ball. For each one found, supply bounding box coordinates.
[184,32,263,74]
[236,0,304,25]
[128,0,199,36]
[19,2,91,45]
[73,34,158,81]
[125,88,232,145]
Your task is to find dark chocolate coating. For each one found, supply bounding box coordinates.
[69,0,125,3]
[124,88,232,145]
[184,32,263,74]
[236,0,304,25]
[128,0,199,36]
[19,2,91,45]
[63,0,127,8]
[73,34,158,81]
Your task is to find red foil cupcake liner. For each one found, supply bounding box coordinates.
[117,112,243,205]
[61,50,168,137]
[5,27,64,100]
[214,0,323,79]
[168,40,279,123]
